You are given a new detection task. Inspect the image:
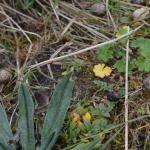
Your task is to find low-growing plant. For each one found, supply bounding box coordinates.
[0,75,73,150]
[16,0,35,9]
[131,37,150,72]
[61,101,115,149]
[62,58,84,75]
[96,28,150,73]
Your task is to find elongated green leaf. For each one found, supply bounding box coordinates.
[40,75,73,150]
[18,84,35,150]
[0,103,14,150]
[99,127,123,150]
[72,138,100,150]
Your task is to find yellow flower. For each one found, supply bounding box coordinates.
[93,64,112,78]
[83,112,92,121]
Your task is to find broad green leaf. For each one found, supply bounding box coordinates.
[96,44,113,62]
[40,75,73,150]
[131,37,150,58]
[113,59,125,72]
[136,56,150,72]
[0,104,15,150]
[113,58,133,73]
[18,84,35,150]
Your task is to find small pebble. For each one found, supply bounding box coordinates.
[0,69,12,84]
[133,8,149,20]
[143,75,150,91]
[107,91,120,102]
[130,0,144,4]
[89,3,106,16]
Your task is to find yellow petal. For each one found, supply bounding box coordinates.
[93,64,105,78]
[93,64,112,78]
[83,112,91,121]
[98,72,105,78]
[103,66,112,76]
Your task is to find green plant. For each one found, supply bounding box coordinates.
[131,37,150,72]
[0,104,14,149]
[113,57,133,73]
[96,44,114,62]
[62,101,115,149]
[93,80,114,91]
[62,58,84,75]
[0,75,73,149]
[16,0,35,9]
[137,107,146,115]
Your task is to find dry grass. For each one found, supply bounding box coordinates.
[0,0,150,149]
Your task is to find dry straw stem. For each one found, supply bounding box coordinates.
[125,28,130,150]
[106,0,117,30]
[30,24,144,69]
[0,23,42,38]
[58,12,110,40]
[0,3,36,21]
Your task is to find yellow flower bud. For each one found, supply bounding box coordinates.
[83,112,92,121]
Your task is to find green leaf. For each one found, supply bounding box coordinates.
[72,138,100,150]
[114,50,125,59]
[131,37,150,58]
[120,17,131,23]
[40,75,73,150]
[131,37,145,48]
[116,26,129,37]
[136,56,150,72]
[93,80,114,91]
[113,59,125,72]
[99,127,123,150]
[18,84,35,150]
[0,103,15,150]
[113,58,133,73]
[99,118,108,130]
[96,45,113,62]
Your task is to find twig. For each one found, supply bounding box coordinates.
[0,23,42,39]
[0,3,36,21]
[58,12,110,40]
[0,11,32,44]
[47,42,72,78]
[125,27,130,150]
[30,24,144,69]
[106,0,117,30]
[49,0,61,26]
[60,18,75,37]
[9,103,18,126]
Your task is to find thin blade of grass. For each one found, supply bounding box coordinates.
[99,127,124,150]
[72,138,100,150]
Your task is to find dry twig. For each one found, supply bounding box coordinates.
[30,24,144,69]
